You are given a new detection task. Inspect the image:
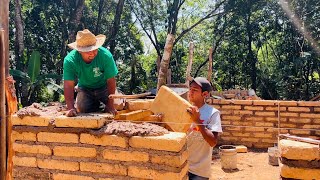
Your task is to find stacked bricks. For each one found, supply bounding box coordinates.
[11,114,188,180]
[279,139,320,179]
[206,99,320,148]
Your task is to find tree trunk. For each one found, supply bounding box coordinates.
[95,0,105,34]
[129,56,136,94]
[157,34,175,91]
[185,42,194,84]
[108,0,125,55]
[68,0,85,42]
[207,47,213,82]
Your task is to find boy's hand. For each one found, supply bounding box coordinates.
[187,106,201,124]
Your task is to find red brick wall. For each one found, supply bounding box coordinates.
[206,99,320,148]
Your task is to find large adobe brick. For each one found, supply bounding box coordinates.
[53,146,96,158]
[102,149,149,162]
[150,150,188,167]
[11,115,51,126]
[54,114,110,128]
[280,164,320,179]
[13,143,51,155]
[127,99,154,111]
[52,173,94,180]
[128,163,188,179]
[13,156,37,167]
[12,131,36,141]
[80,134,127,148]
[129,132,186,152]
[80,162,127,175]
[279,139,320,161]
[38,132,79,143]
[37,159,79,171]
[151,86,193,132]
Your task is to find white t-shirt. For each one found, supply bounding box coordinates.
[187,103,222,178]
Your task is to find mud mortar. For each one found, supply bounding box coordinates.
[16,102,67,118]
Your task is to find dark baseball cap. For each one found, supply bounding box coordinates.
[190,77,213,92]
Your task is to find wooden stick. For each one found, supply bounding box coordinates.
[109,92,152,99]
[279,134,320,145]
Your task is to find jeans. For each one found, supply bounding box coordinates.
[188,172,209,180]
[75,86,108,113]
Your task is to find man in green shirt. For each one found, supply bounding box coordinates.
[63,29,118,117]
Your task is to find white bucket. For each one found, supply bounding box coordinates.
[268,147,279,166]
[219,145,237,170]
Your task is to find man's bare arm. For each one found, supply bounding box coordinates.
[106,77,116,114]
[64,80,77,117]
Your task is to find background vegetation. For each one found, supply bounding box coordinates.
[8,0,320,107]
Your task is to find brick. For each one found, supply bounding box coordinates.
[80,134,127,148]
[302,124,320,129]
[287,107,310,112]
[279,112,299,117]
[11,115,51,126]
[280,123,297,128]
[221,121,231,125]
[235,145,248,153]
[102,149,149,162]
[297,101,320,107]
[151,150,188,167]
[253,133,272,138]
[54,146,96,158]
[129,132,186,152]
[279,101,297,106]
[265,117,287,122]
[244,106,263,111]
[232,100,252,105]
[313,119,320,124]
[119,110,153,121]
[279,139,320,161]
[224,127,241,131]
[314,107,320,112]
[265,106,286,111]
[150,86,193,132]
[243,117,264,121]
[54,115,107,129]
[38,132,78,143]
[300,113,320,118]
[212,99,231,105]
[221,137,238,141]
[80,162,127,175]
[232,132,250,137]
[221,105,241,110]
[245,127,265,132]
[12,131,36,141]
[253,100,276,106]
[262,139,277,143]
[13,156,37,167]
[280,164,320,179]
[233,110,253,115]
[289,130,310,135]
[232,122,253,126]
[255,122,274,127]
[53,173,95,180]
[37,159,79,171]
[240,138,259,143]
[220,110,233,115]
[212,105,220,109]
[13,143,51,155]
[128,164,188,179]
[222,115,241,120]
[255,111,275,116]
[288,118,311,123]
[127,99,153,111]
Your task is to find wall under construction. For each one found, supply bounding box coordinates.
[207,99,320,148]
[11,115,188,180]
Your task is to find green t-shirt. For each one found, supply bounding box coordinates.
[63,47,118,89]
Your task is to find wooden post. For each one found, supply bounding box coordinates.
[207,47,213,82]
[0,29,7,180]
[185,42,194,84]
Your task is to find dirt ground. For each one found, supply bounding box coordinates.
[210,148,280,180]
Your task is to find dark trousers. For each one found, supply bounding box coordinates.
[75,86,108,113]
[188,172,209,180]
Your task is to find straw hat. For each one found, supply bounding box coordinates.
[68,29,106,52]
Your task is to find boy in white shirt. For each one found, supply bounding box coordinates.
[187,77,222,180]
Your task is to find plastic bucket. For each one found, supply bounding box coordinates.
[268,147,279,166]
[219,145,237,169]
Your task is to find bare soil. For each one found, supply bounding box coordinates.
[210,148,280,180]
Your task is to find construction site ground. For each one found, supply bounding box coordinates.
[211,148,279,180]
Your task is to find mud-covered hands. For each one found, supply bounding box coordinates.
[66,108,77,117]
[187,106,201,124]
